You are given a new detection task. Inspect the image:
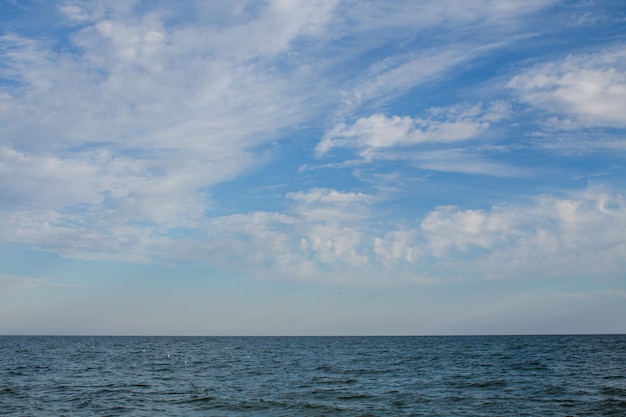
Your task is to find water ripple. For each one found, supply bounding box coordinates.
[1,335,625,416]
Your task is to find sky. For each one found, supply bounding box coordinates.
[1,0,625,336]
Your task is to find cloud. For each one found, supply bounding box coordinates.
[151,187,376,284]
[323,0,556,118]
[304,223,369,267]
[508,46,626,128]
[58,4,91,22]
[416,187,626,280]
[1,0,343,150]
[1,0,620,289]
[0,1,343,261]
[0,274,37,292]
[344,49,478,111]
[169,185,626,286]
[338,0,555,34]
[5,180,623,287]
[560,292,588,299]
[286,187,375,221]
[287,188,373,268]
[287,188,372,204]
[316,102,510,158]
[404,148,528,177]
[0,0,553,249]
[596,289,626,299]
[554,290,626,301]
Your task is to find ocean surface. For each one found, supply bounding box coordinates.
[1,335,625,416]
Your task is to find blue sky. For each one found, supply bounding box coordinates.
[1,0,625,335]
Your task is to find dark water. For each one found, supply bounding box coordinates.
[1,335,625,416]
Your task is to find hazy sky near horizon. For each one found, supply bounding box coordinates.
[1,0,625,335]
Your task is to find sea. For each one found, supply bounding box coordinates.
[1,335,625,416]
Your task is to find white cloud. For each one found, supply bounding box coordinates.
[160,209,371,285]
[305,223,368,267]
[0,146,228,229]
[286,188,376,222]
[155,188,376,283]
[420,205,516,257]
[405,148,528,177]
[287,188,372,204]
[509,46,626,128]
[287,188,373,268]
[374,230,420,263]
[169,186,626,286]
[0,146,105,208]
[317,102,509,158]
[58,4,91,22]
[369,186,626,283]
[7,180,621,287]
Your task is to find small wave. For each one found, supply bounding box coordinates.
[509,360,549,371]
[602,374,626,380]
[542,385,566,395]
[8,370,26,377]
[311,375,358,385]
[446,378,507,389]
[337,392,375,400]
[591,398,626,415]
[0,386,16,394]
[182,395,218,404]
[600,386,626,396]
[470,379,507,388]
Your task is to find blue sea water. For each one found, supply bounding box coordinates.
[0,335,625,416]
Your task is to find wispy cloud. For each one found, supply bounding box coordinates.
[406,149,530,177]
[0,274,37,292]
[560,292,588,300]
[343,48,479,111]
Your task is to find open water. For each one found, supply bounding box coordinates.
[0,335,625,416]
